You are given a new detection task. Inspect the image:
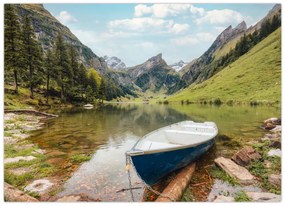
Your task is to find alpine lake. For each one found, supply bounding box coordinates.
[28,103,280,201]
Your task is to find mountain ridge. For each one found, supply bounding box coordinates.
[16,4,109,74]
[180,4,281,87]
[168,28,281,103]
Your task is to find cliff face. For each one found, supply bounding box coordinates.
[15,4,108,74]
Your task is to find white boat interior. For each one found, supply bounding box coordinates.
[133,121,218,153]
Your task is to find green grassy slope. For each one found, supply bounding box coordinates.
[168,28,281,103]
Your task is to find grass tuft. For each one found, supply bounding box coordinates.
[234,190,251,202]
[69,154,92,163]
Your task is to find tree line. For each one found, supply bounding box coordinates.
[4,4,106,104]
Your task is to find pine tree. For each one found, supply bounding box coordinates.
[4,4,22,94]
[77,64,88,100]
[54,34,70,101]
[67,45,79,98]
[98,78,106,103]
[44,49,54,104]
[69,45,79,86]
[21,15,43,98]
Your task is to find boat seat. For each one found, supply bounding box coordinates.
[165,130,214,136]
[139,140,179,151]
[164,130,213,145]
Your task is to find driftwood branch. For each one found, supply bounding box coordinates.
[4,109,58,118]
[116,187,142,193]
[155,163,196,202]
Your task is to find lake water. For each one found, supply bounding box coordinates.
[29,103,280,201]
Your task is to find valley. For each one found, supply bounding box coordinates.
[3,2,282,203]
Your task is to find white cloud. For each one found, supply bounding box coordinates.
[108,17,189,34]
[134,4,152,17]
[169,23,190,34]
[171,32,216,46]
[56,11,77,24]
[134,4,205,18]
[195,9,244,25]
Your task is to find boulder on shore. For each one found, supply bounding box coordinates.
[4,182,39,202]
[231,146,261,166]
[262,117,281,130]
[4,156,36,164]
[269,139,281,149]
[24,179,54,195]
[214,157,255,185]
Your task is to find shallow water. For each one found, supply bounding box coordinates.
[29,103,280,201]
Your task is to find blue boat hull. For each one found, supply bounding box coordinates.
[130,139,215,185]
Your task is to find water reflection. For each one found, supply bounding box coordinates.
[29,103,280,201]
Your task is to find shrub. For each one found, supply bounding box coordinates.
[213,98,222,105]
[163,100,169,104]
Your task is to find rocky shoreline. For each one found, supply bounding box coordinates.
[4,111,98,202]
[4,111,59,201]
[208,117,281,202]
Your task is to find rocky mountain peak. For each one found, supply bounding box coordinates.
[236,21,247,31]
[206,21,247,57]
[144,53,166,70]
[147,53,163,63]
[271,4,281,13]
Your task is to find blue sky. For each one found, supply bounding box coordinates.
[44,3,275,66]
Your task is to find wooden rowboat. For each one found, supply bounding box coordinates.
[126,121,218,185]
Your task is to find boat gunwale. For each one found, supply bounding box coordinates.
[127,121,218,156]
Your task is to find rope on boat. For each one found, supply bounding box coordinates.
[125,154,175,202]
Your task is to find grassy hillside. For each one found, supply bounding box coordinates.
[168,28,281,104]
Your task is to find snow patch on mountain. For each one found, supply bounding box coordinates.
[103,56,126,70]
[170,60,187,72]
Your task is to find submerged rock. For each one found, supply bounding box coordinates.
[268,174,281,187]
[4,156,36,164]
[213,195,235,202]
[267,149,281,157]
[214,157,255,185]
[245,192,281,202]
[24,179,54,194]
[231,146,261,166]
